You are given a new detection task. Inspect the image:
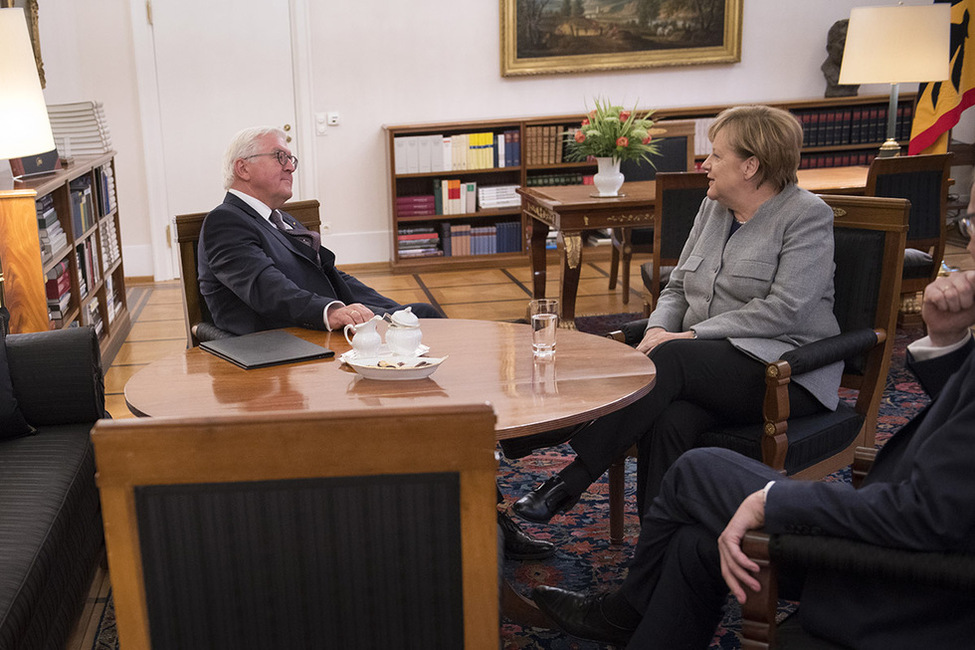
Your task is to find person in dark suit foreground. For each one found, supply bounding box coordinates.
[198,126,442,335]
[198,126,553,561]
[532,233,975,647]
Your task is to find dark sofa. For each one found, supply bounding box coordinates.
[0,327,106,650]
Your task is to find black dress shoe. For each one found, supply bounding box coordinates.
[532,585,635,646]
[511,475,581,523]
[499,510,555,560]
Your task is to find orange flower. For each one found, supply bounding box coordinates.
[616,136,629,147]
[642,135,653,144]
[574,130,586,143]
[619,110,631,122]
[581,118,590,127]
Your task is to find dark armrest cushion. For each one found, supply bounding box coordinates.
[778,329,879,376]
[5,327,105,426]
[618,318,650,347]
[193,321,234,343]
[1,327,35,439]
[770,533,975,590]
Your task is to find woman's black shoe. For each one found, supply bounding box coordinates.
[511,476,581,523]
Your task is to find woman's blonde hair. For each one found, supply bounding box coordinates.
[708,106,803,191]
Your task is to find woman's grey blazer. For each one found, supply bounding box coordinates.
[646,184,843,409]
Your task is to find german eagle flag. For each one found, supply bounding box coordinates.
[909,0,975,155]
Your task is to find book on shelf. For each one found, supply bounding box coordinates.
[45,269,71,300]
[506,130,520,166]
[395,194,436,217]
[394,131,500,174]
[93,165,117,216]
[452,133,467,171]
[83,297,104,336]
[449,224,471,256]
[496,133,506,167]
[47,291,71,314]
[477,183,520,210]
[446,179,462,214]
[398,249,443,259]
[405,136,419,173]
[438,222,452,257]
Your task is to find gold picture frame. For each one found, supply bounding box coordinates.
[501,0,742,77]
[1,0,45,88]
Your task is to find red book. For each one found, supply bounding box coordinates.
[45,273,71,299]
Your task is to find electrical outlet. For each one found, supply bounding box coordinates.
[327,112,340,126]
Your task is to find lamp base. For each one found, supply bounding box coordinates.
[877,138,901,158]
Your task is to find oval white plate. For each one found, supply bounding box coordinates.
[346,356,447,381]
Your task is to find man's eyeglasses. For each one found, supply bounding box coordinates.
[243,150,298,169]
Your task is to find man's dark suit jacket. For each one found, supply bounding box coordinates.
[198,193,404,335]
[766,338,975,647]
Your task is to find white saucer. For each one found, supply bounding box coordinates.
[346,355,447,381]
[340,344,430,365]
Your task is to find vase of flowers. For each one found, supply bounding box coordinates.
[565,98,659,197]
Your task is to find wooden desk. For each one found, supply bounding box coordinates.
[519,166,870,327]
[796,165,870,194]
[519,182,657,329]
[124,318,656,627]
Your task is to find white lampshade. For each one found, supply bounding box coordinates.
[0,8,54,160]
[839,4,950,85]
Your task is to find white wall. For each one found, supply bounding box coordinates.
[35,0,966,275]
[39,0,153,275]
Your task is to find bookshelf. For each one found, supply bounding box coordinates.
[384,93,916,270]
[0,152,130,366]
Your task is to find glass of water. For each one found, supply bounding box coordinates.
[529,299,559,357]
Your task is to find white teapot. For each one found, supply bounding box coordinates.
[344,315,383,358]
[384,307,423,357]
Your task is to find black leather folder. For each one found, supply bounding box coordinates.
[200,330,334,369]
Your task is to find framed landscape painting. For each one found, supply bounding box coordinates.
[501,0,742,76]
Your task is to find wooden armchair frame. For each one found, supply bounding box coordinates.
[174,199,321,347]
[93,404,499,650]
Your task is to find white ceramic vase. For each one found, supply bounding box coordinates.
[593,157,624,197]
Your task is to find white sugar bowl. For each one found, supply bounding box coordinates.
[385,307,423,357]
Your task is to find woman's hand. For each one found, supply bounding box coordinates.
[921,270,975,347]
[635,328,696,355]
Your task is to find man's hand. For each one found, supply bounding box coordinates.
[718,490,766,604]
[635,327,696,355]
[921,270,975,347]
[328,303,376,330]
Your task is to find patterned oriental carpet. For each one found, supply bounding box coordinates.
[88,317,928,650]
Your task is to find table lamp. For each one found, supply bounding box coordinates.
[0,7,55,187]
[839,3,950,158]
[0,7,56,316]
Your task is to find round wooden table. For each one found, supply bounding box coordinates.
[125,319,656,441]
